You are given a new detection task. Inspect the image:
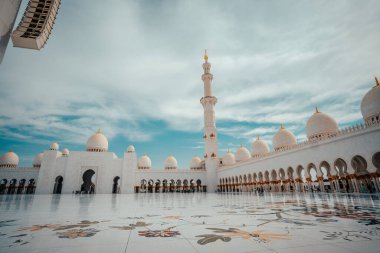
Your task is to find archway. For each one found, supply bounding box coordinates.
[334,158,349,192]
[26,179,35,194]
[183,179,189,192]
[169,179,175,192]
[196,179,202,192]
[53,176,63,194]
[190,179,195,192]
[148,179,154,193]
[372,152,380,171]
[155,179,161,193]
[81,170,96,194]
[176,179,182,192]
[17,179,26,194]
[7,179,17,194]
[0,179,7,194]
[112,176,120,194]
[352,155,370,192]
[162,179,168,193]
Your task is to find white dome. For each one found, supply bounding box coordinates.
[127,145,135,153]
[190,156,202,169]
[62,148,69,156]
[0,151,19,168]
[306,108,338,140]
[50,142,59,150]
[138,154,151,169]
[361,78,380,123]
[222,150,235,166]
[251,136,270,157]
[272,125,297,151]
[33,153,44,167]
[235,144,251,162]
[86,129,108,152]
[165,155,178,169]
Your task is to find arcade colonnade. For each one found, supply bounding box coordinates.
[218,152,380,194]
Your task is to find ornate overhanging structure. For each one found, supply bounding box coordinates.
[11,0,60,50]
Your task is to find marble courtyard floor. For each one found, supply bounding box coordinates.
[1,193,380,253]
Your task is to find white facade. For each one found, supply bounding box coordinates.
[1,54,380,194]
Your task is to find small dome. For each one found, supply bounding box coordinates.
[127,145,135,153]
[361,78,380,124]
[222,150,235,166]
[138,154,151,169]
[86,129,108,152]
[272,125,297,151]
[33,153,44,167]
[235,144,251,162]
[50,142,59,151]
[0,151,19,168]
[306,108,338,140]
[251,136,270,157]
[62,148,69,157]
[190,156,202,169]
[165,155,178,169]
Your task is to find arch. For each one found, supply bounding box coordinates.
[287,167,294,179]
[271,169,277,181]
[17,179,26,194]
[278,168,285,180]
[334,158,347,176]
[372,152,380,171]
[196,179,202,192]
[7,179,17,194]
[26,179,35,194]
[81,170,96,193]
[169,179,175,192]
[307,163,318,182]
[53,176,63,194]
[0,179,8,194]
[319,161,331,179]
[263,171,269,182]
[112,176,120,194]
[162,179,168,192]
[155,179,161,193]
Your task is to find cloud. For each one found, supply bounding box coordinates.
[0,0,379,166]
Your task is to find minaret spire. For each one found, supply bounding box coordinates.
[200,50,218,192]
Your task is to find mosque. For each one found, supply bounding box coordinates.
[0,52,379,195]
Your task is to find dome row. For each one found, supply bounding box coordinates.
[222,107,340,165]
[137,154,203,170]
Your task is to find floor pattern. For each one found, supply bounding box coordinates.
[0,193,379,252]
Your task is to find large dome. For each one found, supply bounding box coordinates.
[50,142,59,150]
[138,154,151,169]
[33,153,44,167]
[165,155,178,169]
[62,148,69,157]
[235,144,251,162]
[86,129,108,152]
[190,156,202,169]
[251,136,270,157]
[306,108,338,140]
[361,78,380,123]
[222,150,235,166]
[272,125,297,151]
[127,145,135,153]
[0,151,19,168]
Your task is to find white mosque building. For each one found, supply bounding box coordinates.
[1,53,379,195]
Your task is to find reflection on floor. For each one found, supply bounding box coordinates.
[0,193,379,252]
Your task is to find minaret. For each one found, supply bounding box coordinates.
[200,50,219,192]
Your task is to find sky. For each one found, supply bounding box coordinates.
[0,0,379,168]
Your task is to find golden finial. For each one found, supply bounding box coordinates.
[227,148,230,153]
[315,106,319,113]
[280,124,284,129]
[376,77,379,87]
[97,128,101,133]
[240,143,243,147]
[9,150,13,153]
[257,135,260,140]
[204,49,208,61]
